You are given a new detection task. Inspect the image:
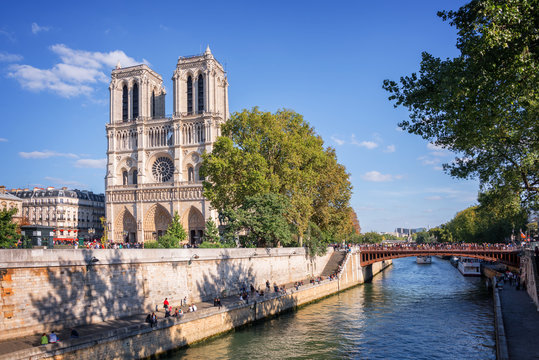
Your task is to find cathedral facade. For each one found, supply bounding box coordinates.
[105,47,228,244]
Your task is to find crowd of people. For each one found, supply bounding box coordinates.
[357,242,522,251]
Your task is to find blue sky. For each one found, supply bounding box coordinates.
[0,0,479,232]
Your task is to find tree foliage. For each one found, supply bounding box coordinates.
[203,219,220,243]
[0,208,19,248]
[443,190,528,243]
[383,0,539,209]
[149,211,187,248]
[221,193,293,248]
[201,107,353,251]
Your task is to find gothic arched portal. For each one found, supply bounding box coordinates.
[114,209,137,243]
[182,206,205,245]
[144,204,172,242]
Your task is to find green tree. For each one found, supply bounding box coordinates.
[199,219,222,248]
[221,193,293,248]
[383,0,539,209]
[201,107,353,249]
[0,208,19,248]
[414,231,434,244]
[148,211,187,248]
[428,226,453,243]
[360,231,384,244]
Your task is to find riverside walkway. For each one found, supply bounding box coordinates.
[0,277,338,360]
[499,282,539,359]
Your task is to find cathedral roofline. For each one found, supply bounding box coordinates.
[111,64,162,81]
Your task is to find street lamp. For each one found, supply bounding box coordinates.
[188,254,199,265]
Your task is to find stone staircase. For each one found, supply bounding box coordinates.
[321,250,347,277]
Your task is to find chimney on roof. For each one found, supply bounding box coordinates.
[61,187,68,190]
[47,186,55,191]
[0,185,5,194]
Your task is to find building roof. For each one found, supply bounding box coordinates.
[9,188,104,202]
[0,192,22,201]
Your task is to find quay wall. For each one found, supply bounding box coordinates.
[521,251,539,310]
[3,253,391,360]
[0,247,332,341]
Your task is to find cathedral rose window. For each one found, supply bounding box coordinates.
[152,157,174,182]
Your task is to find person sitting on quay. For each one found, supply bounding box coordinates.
[294,282,299,291]
[214,297,222,309]
[151,312,157,328]
[173,308,179,317]
[266,280,271,292]
[273,282,279,293]
[49,331,58,343]
[165,307,171,318]
[40,333,48,345]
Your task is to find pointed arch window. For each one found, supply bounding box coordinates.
[188,166,194,182]
[122,85,128,121]
[187,76,193,114]
[151,90,156,118]
[132,170,138,185]
[132,83,139,119]
[122,171,128,185]
[197,74,204,114]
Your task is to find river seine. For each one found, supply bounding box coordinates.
[171,256,495,359]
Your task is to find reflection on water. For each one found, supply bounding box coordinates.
[171,257,495,359]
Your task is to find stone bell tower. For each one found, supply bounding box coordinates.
[105,47,229,245]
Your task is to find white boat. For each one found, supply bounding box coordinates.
[416,255,432,264]
[457,257,481,276]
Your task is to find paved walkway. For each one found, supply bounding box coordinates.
[499,282,539,359]
[0,278,331,359]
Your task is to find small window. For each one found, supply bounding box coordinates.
[152,91,156,118]
[188,167,194,182]
[123,171,128,185]
[133,170,138,185]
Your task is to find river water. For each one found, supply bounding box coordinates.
[171,256,495,359]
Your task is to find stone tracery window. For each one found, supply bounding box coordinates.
[152,157,174,182]
[132,83,139,119]
[197,74,204,113]
[122,85,128,121]
[187,76,193,114]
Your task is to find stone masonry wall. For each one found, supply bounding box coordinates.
[1,253,390,360]
[0,248,332,341]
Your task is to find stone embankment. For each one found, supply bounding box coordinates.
[0,248,391,359]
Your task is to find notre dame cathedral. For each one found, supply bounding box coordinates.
[105,47,228,245]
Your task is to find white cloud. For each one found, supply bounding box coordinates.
[359,141,378,149]
[361,171,400,182]
[330,136,346,146]
[31,22,50,34]
[8,44,144,98]
[0,29,15,42]
[425,195,442,201]
[19,150,78,159]
[44,176,85,187]
[0,52,22,62]
[384,144,396,153]
[0,138,7,142]
[75,158,106,168]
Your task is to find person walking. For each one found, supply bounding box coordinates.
[163,298,169,310]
